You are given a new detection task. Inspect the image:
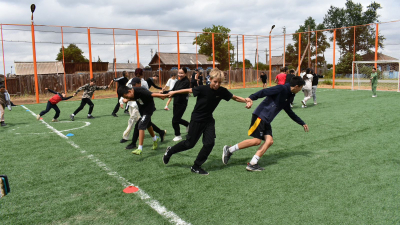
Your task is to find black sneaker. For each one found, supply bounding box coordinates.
[159,130,167,142]
[124,110,129,114]
[222,145,232,165]
[246,163,265,172]
[125,143,136,150]
[87,115,95,119]
[163,147,171,165]
[112,113,118,117]
[1,122,6,127]
[191,166,209,175]
[120,139,128,143]
[70,114,75,121]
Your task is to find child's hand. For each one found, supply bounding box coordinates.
[168,91,176,97]
[120,104,124,109]
[45,88,48,90]
[122,98,129,103]
[73,93,76,96]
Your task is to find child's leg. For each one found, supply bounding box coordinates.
[138,129,145,146]
[39,101,53,117]
[193,120,215,168]
[254,135,273,158]
[165,98,172,107]
[0,105,4,122]
[86,99,94,115]
[167,121,204,155]
[147,126,155,137]
[53,104,60,119]
[73,99,87,115]
[123,106,139,140]
[172,103,188,136]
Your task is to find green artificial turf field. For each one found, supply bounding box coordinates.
[1,88,400,224]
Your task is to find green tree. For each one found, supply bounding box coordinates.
[255,62,269,70]
[323,0,384,56]
[56,44,89,63]
[236,59,253,69]
[194,25,234,70]
[285,17,330,70]
[336,52,363,74]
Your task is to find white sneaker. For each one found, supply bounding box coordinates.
[173,136,182,141]
[36,114,41,120]
[372,95,377,98]
[52,119,58,122]
[314,102,317,105]
[290,103,293,108]
[301,100,306,107]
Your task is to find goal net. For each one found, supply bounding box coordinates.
[352,60,400,92]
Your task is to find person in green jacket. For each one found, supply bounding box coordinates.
[370,67,378,97]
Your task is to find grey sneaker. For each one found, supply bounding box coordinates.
[163,147,171,165]
[246,163,265,172]
[222,145,232,165]
[301,100,306,107]
[190,166,209,175]
[70,114,74,121]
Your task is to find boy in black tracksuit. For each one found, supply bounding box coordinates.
[164,67,190,141]
[111,71,129,117]
[118,82,167,155]
[162,68,252,175]
[146,75,162,90]
[222,76,309,171]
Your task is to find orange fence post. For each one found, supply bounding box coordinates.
[1,25,7,90]
[298,33,301,76]
[87,28,94,99]
[228,34,231,89]
[315,31,318,73]
[375,23,379,69]
[333,29,336,89]
[177,31,180,69]
[136,29,140,69]
[212,33,215,68]
[61,27,67,94]
[157,31,161,85]
[353,26,356,62]
[31,22,39,103]
[269,35,272,85]
[242,35,245,88]
[195,32,198,69]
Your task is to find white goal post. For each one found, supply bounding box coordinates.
[352,60,400,92]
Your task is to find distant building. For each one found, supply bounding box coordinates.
[266,55,290,72]
[108,62,144,72]
[14,61,64,75]
[148,52,219,71]
[360,52,399,78]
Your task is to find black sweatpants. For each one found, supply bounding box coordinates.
[73,98,94,115]
[112,94,123,114]
[168,119,216,167]
[130,119,163,145]
[40,101,60,119]
[172,103,189,136]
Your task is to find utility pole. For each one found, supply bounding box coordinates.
[308,25,311,68]
[265,48,268,65]
[283,27,286,67]
[255,48,257,68]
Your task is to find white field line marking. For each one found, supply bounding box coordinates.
[22,105,191,225]
[14,121,91,135]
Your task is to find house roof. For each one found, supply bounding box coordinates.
[149,52,220,66]
[267,55,290,66]
[108,63,144,72]
[361,52,399,61]
[14,61,64,75]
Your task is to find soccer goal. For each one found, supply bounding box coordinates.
[352,60,400,92]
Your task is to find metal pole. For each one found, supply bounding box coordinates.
[228,34,231,89]
[136,29,140,69]
[374,23,379,69]
[212,33,215,68]
[31,21,39,103]
[61,27,67,94]
[1,25,7,90]
[333,29,336,89]
[87,28,94,98]
[298,33,301,76]
[242,35,246,88]
[177,31,180,69]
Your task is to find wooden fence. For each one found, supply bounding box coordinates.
[4,69,280,95]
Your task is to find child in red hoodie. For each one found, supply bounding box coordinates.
[37,88,74,122]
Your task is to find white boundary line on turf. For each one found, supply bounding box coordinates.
[21,105,191,225]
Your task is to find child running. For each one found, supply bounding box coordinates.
[301,68,313,108]
[37,88,74,122]
[222,76,309,171]
[118,82,167,155]
[162,68,252,175]
[70,78,111,120]
[166,67,190,142]
[163,73,177,111]
[0,85,8,126]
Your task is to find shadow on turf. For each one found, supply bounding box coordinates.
[204,150,313,172]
